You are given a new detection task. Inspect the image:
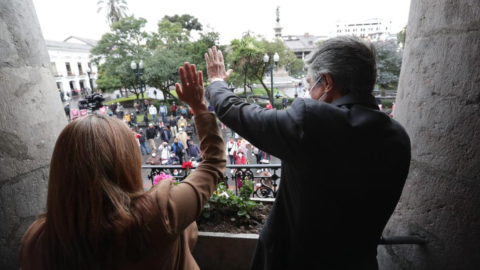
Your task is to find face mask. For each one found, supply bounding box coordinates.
[238,154,243,157]
[319,90,329,102]
[173,173,178,176]
[152,153,156,157]
[303,76,323,99]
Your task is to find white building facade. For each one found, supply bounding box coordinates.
[332,18,396,41]
[46,36,98,97]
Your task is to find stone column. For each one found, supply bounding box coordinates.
[0,0,67,269]
[378,0,480,269]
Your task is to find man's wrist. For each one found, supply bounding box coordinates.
[209,78,224,83]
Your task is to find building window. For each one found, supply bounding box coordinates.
[77,62,83,75]
[66,62,72,76]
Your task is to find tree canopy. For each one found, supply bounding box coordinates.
[226,32,303,101]
[91,15,223,103]
[374,39,403,94]
[164,14,202,31]
[90,16,149,98]
[90,13,305,104]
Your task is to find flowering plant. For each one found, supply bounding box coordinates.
[153,172,174,186]
[182,161,193,176]
[181,161,193,169]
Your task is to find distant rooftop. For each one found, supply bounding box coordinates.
[45,36,98,51]
[282,33,327,55]
[63,36,98,47]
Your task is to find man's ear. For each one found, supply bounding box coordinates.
[323,74,335,92]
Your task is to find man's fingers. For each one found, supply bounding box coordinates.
[218,50,224,63]
[226,69,233,78]
[208,48,213,61]
[205,52,210,65]
[211,46,217,60]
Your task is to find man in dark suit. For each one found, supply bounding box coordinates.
[199,36,411,270]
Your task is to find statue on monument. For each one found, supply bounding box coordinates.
[276,6,280,22]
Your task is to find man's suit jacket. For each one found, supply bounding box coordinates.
[206,81,411,270]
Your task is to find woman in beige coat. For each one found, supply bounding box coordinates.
[19,63,226,270]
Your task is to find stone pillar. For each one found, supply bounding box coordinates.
[378,0,480,269]
[0,0,67,269]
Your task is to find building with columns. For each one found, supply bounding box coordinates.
[46,36,98,96]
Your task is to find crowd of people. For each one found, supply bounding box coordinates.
[21,36,411,270]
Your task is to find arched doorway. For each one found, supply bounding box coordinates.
[69,80,78,96]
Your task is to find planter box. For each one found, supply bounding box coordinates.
[193,198,273,270]
[193,232,258,270]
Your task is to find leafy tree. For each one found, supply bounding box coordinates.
[90,16,149,100]
[149,14,202,50]
[144,16,219,103]
[397,26,407,48]
[263,38,304,77]
[374,40,403,96]
[97,0,129,27]
[226,33,302,102]
[164,14,202,31]
[95,65,122,93]
[143,49,187,102]
[91,14,221,103]
[227,33,266,100]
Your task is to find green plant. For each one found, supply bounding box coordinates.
[381,100,394,109]
[202,180,258,221]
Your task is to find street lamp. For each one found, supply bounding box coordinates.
[85,67,94,93]
[131,60,145,112]
[263,52,280,106]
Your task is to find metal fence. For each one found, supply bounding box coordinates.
[142,164,428,246]
[143,164,282,198]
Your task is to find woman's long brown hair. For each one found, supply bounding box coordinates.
[41,114,151,269]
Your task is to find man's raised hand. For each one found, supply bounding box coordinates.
[204,46,233,82]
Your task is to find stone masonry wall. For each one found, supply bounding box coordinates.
[0,0,67,269]
[377,0,480,269]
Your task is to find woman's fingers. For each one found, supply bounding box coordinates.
[184,62,195,85]
[179,66,188,89]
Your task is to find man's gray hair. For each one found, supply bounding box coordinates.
[305,35,377,96]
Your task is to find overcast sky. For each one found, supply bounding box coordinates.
[32,0,411,45]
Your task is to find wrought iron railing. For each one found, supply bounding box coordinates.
[142,164,428,245]
[142,164,281,198]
